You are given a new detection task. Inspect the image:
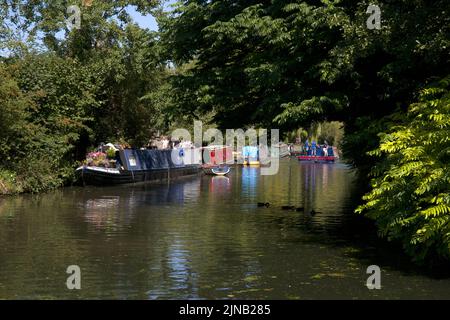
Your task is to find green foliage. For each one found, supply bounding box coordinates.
[0,64,32,162]
[356,76,450,262]
[106,148,116,159]
[1,1,168,193]
[87,23,170,146]
[284,121,344,146]
[317,121,344,147]
[1,0,449,266]
[2,0,168,145]
[159,0,450,264]
[0,61,82,193]
[160,0,450,161]
[17,54,101,141]
[0,169,19,194]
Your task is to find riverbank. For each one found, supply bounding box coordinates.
[0,170,24,195]
[0,165,75,196]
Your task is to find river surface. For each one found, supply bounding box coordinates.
[0,159,449,299]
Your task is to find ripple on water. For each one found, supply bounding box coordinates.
[0,160,449,299]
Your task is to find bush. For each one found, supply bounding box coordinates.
[0,170,21,194]
[357,76,450,263]
[0,60,82,194]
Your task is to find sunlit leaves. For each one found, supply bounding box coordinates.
[357,76,450,262]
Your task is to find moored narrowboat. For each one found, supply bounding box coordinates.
[242,146,260,166]
[203,165,231,176]
[297,142,338,163]
[297,155,336,163]
[76,148,202,186]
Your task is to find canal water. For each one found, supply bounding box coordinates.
[0,159,449,299]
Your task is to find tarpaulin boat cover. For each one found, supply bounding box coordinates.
[243,146,259,160]
[120,149,201,171]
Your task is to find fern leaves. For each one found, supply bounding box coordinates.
[357,76,450,262]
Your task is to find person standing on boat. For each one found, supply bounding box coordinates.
[162,137,170,149]
[312,141,317,156]
[323,145,328,157]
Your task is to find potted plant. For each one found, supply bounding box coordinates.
[106,148,117,167]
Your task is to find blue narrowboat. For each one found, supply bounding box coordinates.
[76,148,201,186]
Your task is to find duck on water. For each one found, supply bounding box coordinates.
[258,203,319,214]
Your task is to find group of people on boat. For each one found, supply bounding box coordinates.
[147,137,196,150]
[303,140,334,157]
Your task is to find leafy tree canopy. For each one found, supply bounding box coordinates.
[160,0,450,132]
[357,76,450,262]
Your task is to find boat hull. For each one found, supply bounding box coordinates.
[76,165,200,186]
[297,156,336,163]
[243,161,260,166]
[203,166,231,176]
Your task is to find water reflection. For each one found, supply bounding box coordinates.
[78,179,203,232]
[208,176,231,194]
[241,167,260,198]
[0,160,449,299]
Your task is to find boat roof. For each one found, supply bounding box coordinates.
[202,145,231,149]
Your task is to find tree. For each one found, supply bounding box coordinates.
[16,53,101,160]
[356,76,450,262]
[0,62,74,193]
[1,0,169,193]
[159,0,450,263]
[3,0,170,147]
[160,0,450,160]
[0,63,33,169]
